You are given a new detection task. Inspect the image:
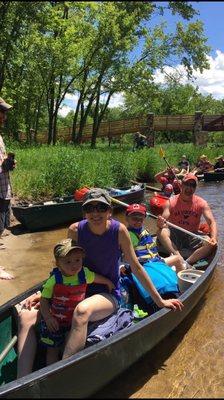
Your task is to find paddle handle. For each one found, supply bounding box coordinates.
[0,335,17,364]
[110,197,211,244]
[130,180,162,193]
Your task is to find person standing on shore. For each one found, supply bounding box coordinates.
[0,97,14,279]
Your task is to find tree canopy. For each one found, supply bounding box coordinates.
[0,1,215,146]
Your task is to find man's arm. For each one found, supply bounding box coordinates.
[156,202,180,256]
[203,205,218,244]
[119,223,183,311]
[154,169,167,183]
[157,201,171,229]
[67,222,79,242]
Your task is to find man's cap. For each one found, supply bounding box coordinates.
[182,173,198,184]
[182,155,187,158]
[0,97,12,112]
[126,203,147,216]
[82,188,111,207]
[200,154,207,159]
[54,238,85,258]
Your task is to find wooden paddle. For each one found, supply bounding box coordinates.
[110,196,212,244]
[130,180,162,193]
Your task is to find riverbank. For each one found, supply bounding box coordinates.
[0,220,68,305]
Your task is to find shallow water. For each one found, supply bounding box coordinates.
[92,181,224,399]
[0,181,223,398]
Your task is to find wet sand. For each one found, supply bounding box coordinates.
[0,224,68,306]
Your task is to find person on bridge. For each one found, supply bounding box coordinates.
[156,173,218,267]
[133,131,147,151]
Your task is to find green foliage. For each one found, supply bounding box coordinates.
[10,142,224,201]
[0,1,212,145]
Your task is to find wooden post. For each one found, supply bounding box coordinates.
[193,111,203,145]
[146,112,155,147]
[29,128,35,144]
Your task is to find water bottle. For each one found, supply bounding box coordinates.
[120,277,133,310]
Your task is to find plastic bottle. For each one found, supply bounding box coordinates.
[120,277,133,310]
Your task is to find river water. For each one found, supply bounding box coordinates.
[0,181,223,398]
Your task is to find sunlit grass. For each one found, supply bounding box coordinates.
[8,142,224,201]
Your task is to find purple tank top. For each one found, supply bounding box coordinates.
[78,218,121,299]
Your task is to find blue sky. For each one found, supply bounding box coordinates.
[61,1,224,116]
[184,1,224,56]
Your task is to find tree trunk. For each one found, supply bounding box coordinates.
[91,90,113,148]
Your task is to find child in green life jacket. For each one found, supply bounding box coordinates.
[40,238,114,366]
[123,204,184,313]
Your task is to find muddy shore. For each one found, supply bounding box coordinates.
[0,212,68,305]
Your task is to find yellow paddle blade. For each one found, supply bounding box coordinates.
[159,147,165,158]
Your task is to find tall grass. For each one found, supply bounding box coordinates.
[9,142,224,201]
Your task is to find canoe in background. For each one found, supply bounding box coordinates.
[11,185,145,231]
[203,171,224,182]
[0,247,219,398]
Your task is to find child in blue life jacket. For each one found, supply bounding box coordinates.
[122,204,185,313]
[39,238,114,365]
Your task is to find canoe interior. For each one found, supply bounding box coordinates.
[0,313,17,385]
[0,247,219,398]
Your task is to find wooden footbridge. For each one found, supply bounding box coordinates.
[20,112,224,146]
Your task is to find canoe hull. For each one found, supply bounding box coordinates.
[11,187,145,231]
[203,172,224,182]
[0,248,219,398]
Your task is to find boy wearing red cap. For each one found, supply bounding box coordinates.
[123,203,184,313]
[125,203,184,272]
[157,173,217,266]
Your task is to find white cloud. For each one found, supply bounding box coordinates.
[108,92,125,108]
[153,50,224,99]
[58,104,73,117]
[59,50,224,117]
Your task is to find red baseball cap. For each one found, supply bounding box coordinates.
[164,183,173,193]
[182,173,198,184]
[159,176,168,185]
[126,203,147,216]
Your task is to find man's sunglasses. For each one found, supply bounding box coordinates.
[128,214,145,221]
[83,203,110,213]
[183,181,196,188]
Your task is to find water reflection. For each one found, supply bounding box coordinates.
[93,181,224,399]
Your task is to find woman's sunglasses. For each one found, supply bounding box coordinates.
[83,203,110,213]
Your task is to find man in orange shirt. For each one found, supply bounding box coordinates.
[157,173,217,266]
